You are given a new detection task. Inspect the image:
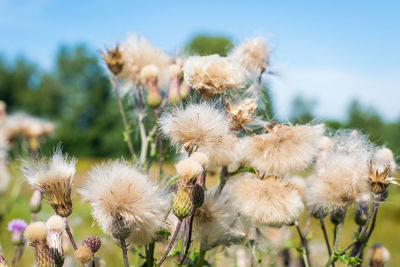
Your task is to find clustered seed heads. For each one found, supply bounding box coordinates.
[4,33,398,267]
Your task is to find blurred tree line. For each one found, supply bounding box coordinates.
[0,35,398,158]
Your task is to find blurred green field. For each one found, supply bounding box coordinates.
[0,159,399,266]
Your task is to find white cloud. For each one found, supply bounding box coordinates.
[268,65,400,121]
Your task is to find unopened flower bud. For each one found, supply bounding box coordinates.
[82,235,101,254]
[168,64,182,105]
[141,65,162,108]
[180,81,191,100]
[312,207,328,219]
[29,189,42,213]
[330,208,346,224]
[7,219,27,246]
[172,184,194,220]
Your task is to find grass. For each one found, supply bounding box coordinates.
[0,158,399,266]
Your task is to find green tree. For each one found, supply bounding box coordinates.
[289,94,317,124]
[185,35,233,56]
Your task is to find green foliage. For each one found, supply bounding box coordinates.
[290,94,317,124]
[185,35,233,56]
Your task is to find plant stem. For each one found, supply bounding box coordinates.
[179,218,189,263]
[182,212,196,264]
[64,218,77,250]
[145,242,155,267]
[120,237,129,267]
[325,220,344,267]
[294,221,310,267]
[138,112,148,164]
[319,219,334,267]
[111,76,135,160]
[154,108,164,178]
[194,243,206,267]
[158,220,182,266]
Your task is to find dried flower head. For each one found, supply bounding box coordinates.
[183,55,246,97]
[79,161,167,244]
[161,103,238,166]
[230,37,268,75]
[193,187,248,248]
[226,98,257,131]
[242,124,324,176]
[119,34,170,85]
[100,45,124,75]
[22,149,76,217]
[368,147,398,194]
[231,174,304,226]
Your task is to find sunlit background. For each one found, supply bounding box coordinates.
[0,1,399,265]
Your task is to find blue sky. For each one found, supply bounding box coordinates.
[0,0,399,120]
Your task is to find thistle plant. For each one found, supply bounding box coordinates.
[0,33,398,267]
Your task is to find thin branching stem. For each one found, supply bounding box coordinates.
[120,237,129,267]
[64,217,77,250]
[319,219,334,267]
[110,76,135,160]
[159,220,182,266]
[179,218,190,263]
[294,221,310,267]
[181,211,196,264]
[326,218,345,267]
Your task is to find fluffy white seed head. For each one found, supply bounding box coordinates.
[372,147,396,175]
[175,158,203,180]
[22,149,76,188]
[193,187,249,247]
[307,131,373,210]
[242,124,325,176]
[119,34,170,86]
[183,55,246,97]
[230,174,304,226]
[190,152,209,169]
[161,103,239,166]
[230,37,268,75]
[79,161,168,245]
[46,215,65,231]
[25,222,47,242]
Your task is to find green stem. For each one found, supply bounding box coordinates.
[194,243,206,267]
[294,221,310,267]
[215,166,228,196]
[111,76,135,161]
[145,242,155,267]
[326,220,345,267]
